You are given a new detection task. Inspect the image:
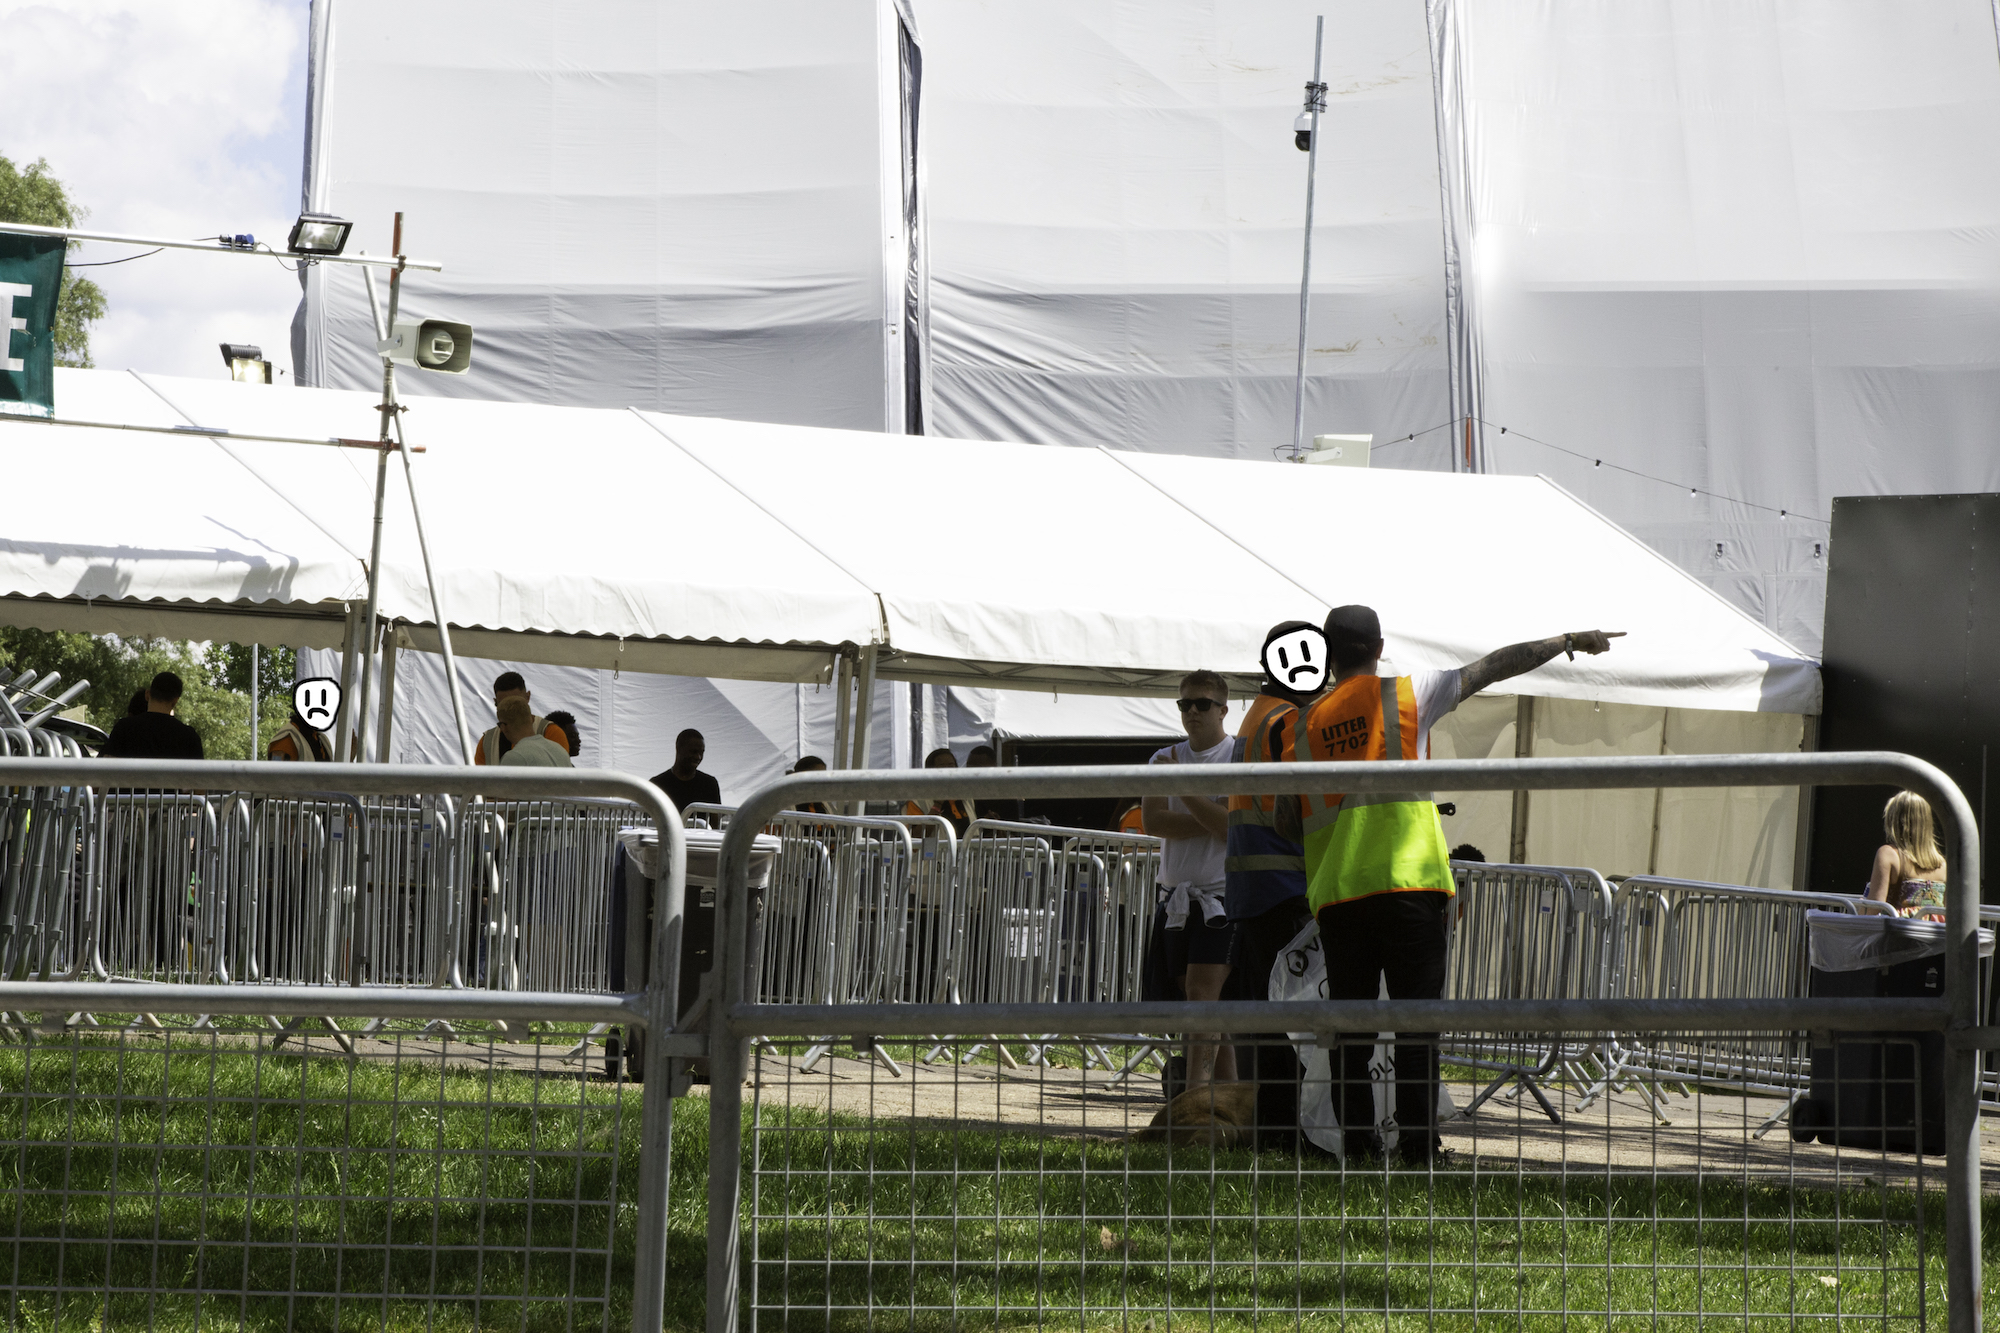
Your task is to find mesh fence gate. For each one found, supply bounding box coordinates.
[0,760,687,1333]
[704,752,1992,1333]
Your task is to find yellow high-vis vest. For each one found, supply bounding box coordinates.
[1294,674,1454,913]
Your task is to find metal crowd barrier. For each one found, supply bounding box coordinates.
[1442,861,1615,1121]
[704,753,1988,1333]
[677,806,1162,1072]
[1580,875,1895,1128]
[950,818,1160,1068]
[6,786,646,1030]
[0,757,688,1333]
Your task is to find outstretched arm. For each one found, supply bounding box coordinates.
[1458,630,1622,703]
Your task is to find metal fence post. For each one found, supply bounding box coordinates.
[1940,783,1984,1333]
[628,793,687,1333]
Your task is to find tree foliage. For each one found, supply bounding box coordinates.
[0,154,105,367]
[0,628,295,760]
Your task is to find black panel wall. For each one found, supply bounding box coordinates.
[1811,494,1998,904]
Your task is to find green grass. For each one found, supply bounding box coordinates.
[0,1036,1987,1331]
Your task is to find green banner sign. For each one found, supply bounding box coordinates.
[0,233,65,419]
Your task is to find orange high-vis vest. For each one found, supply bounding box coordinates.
[1293,674,1454,913]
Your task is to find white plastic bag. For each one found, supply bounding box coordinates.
[1269,918,1456,1158]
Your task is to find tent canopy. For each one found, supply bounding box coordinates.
[0,369,1818,713]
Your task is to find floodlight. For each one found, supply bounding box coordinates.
[220,343,271,384]
[287,213,353,256]
[379,317,473,374]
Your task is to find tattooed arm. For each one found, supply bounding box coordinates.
[1458,630,1621,703]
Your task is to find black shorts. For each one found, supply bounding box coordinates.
[1165,915,1236,973]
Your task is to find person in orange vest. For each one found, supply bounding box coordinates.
[1280,605,1619,1165]
[905,748,973,835]
[1223,620,1328,1150]
[266,707,332,762]
[473,671,570,765]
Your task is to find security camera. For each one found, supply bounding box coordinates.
[1294,111,1313,152]
[378,317,473,374]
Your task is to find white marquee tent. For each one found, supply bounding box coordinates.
[3,368,1816,883]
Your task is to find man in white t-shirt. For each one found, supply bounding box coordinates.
[1142,668,1239,1086]
[496,697,573,768]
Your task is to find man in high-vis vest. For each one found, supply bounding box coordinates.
[1224,620,1328,1149]
[1285,604,1620,1164]
[474,671,570,766]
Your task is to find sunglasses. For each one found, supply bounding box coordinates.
[1176,697,1224,714]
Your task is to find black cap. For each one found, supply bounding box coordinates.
[1323,604,1381,647]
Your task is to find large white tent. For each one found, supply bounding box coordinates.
[296,0,2000,659]
[1,369,1812,711]
[3,368,1816,883]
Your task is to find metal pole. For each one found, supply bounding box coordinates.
[830,649,855,774]
[1289,16,1327,461]
[375,621,399,764]
[0,219,443,270]
[334,602,361,760]
[248,642,259,760]
[392,423,476,764]
[849,643,880,816]
[1944,784,1985,1330]
[355,212,407,766]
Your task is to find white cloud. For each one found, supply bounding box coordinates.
[0,1,308,385]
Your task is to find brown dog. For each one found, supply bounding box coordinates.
[1133,1082,1259,1150]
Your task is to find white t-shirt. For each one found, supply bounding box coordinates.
[499,734,573,768]
[1410,668,1463,760]
[1151,734,1235,891]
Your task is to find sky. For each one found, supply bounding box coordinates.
[1,1,310,383]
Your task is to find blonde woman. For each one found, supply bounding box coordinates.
[1866,791,1948,920]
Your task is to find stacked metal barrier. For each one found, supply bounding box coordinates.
[953,820,1161,1011]
[1577,875,1894,1119]
[752,810,917,1009]
[1442,861,1615,1120]
[0,734,91,983]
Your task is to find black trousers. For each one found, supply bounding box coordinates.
[1317,891,1451,1145]
[1226,896,1317,1145]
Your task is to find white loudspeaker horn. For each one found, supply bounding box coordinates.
[379,317,473,374]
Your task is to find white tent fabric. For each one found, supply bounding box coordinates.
[917,0,1449,458]
[2,369,1814,714]
[296,0,915,432]
[298,0,2000,662]
[1427,0,2000,655]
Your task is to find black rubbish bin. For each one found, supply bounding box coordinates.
[1790,910,1993,1155]
[606,825,780,1083]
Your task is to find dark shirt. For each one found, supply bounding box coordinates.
[102,711,204,761]
[650,767,722,817]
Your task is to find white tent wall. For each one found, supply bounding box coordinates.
[919,0,1452,461]
[1431,698,1805,889]
[295,0,913,431]
[1431,0,2000,655]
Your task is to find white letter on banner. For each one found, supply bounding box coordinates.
[0,282,31,373]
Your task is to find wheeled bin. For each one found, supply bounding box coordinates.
[1790,910,1992,1154]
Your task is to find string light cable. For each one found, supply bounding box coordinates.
[1478,417,1829,526]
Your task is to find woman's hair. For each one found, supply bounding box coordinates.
[1883,790,1945,873]
[127,689,149,717]
[924,747,958,769]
